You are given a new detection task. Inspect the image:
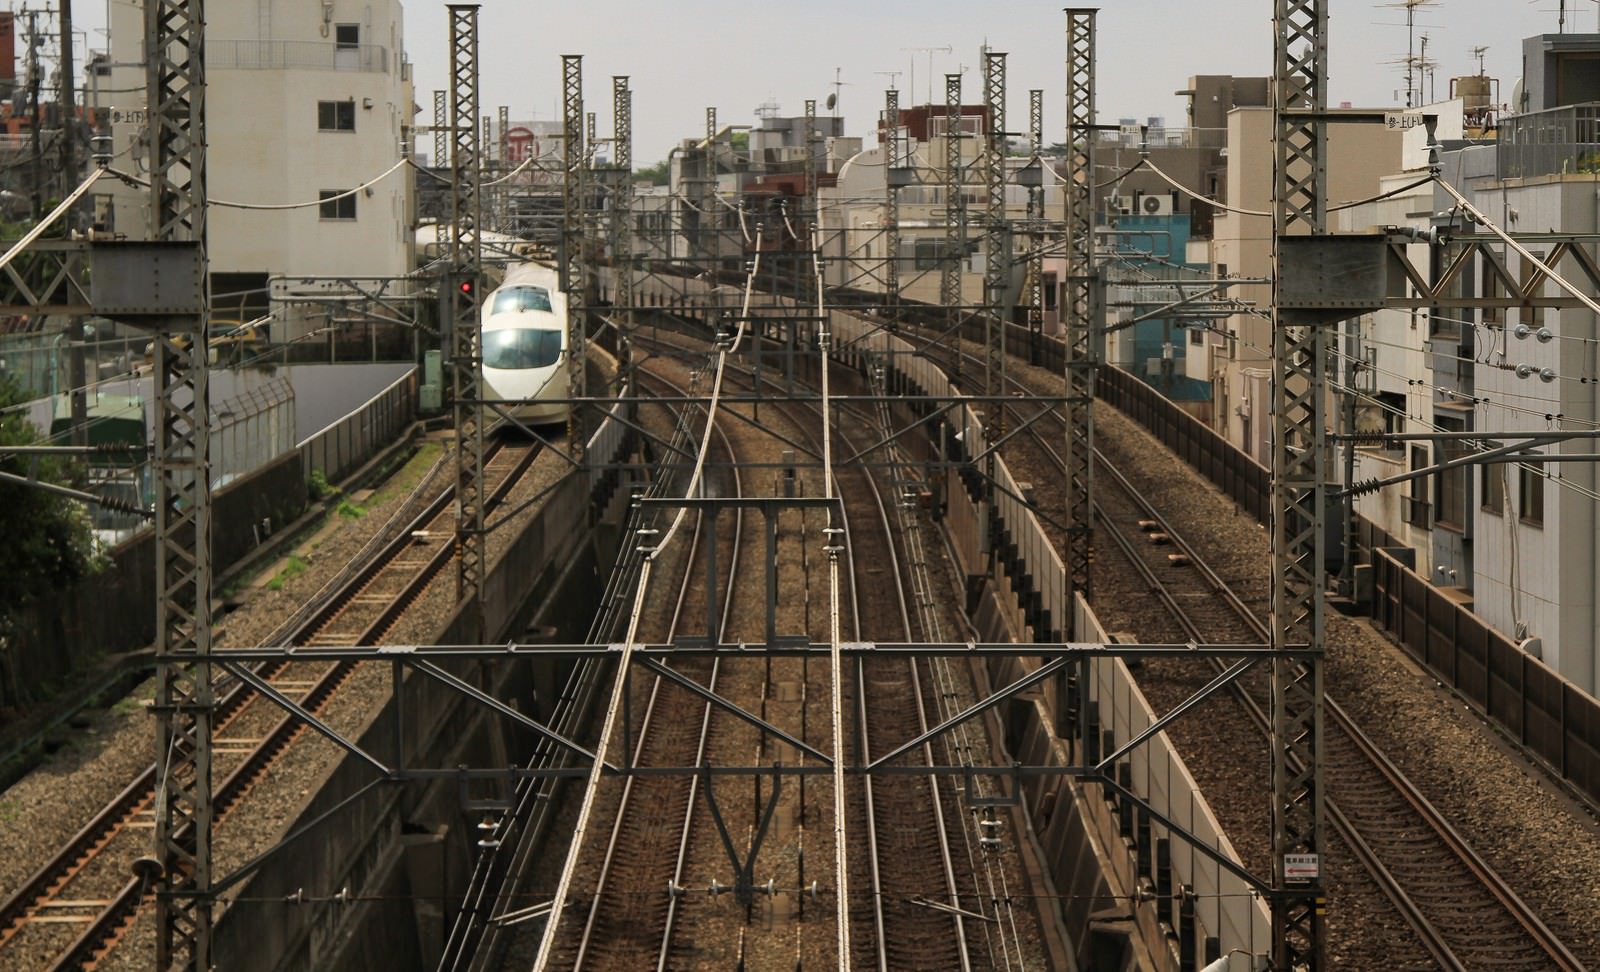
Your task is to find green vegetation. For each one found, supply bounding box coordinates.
[336,496,367,519]
[266,555,309,592]
[0,375,102,623]
[633,159,670,186]
[367,442,442,508]
[308,468,339,501]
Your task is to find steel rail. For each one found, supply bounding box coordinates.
[6,438,540,970]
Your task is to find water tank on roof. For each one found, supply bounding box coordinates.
[1454,75,1492,111]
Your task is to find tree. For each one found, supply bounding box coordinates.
[0,374,101,612]
[632,158,670,186]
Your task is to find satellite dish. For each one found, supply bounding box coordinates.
[826,93,837,111]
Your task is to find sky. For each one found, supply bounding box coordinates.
[73,0,1600,164]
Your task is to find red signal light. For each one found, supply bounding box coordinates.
[459,278,475,296]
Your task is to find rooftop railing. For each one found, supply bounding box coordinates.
[1497,103,1600,180]
[209,39,390,74]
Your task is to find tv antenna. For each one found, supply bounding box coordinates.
[1527,0,1600,33]
[901,45,952,108]
[1375,0,1441,108]
[1471,45,1489,76]
[827,67,849,121]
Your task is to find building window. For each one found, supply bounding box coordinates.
[1436,431,1467,531]
[319,190,356,221]
[318,100,355,132]
[335,24,360,50]
[1405,444,1431,527]
[1518,465,1544,526]
[1189,325,1204,345]
[1481,462,1503,515]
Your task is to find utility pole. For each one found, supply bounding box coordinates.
[60,0,85,448]
[25,9,41,221]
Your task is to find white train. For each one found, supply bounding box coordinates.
[481,261,570,426]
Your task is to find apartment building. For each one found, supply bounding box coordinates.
[99,0,414,324]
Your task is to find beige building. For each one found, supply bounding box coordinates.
[1194,108,1403,464]
[100,0,415,323]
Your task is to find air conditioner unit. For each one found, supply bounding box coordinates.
[1141,194,1173,215]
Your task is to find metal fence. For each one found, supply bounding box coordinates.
[209,39,390,74]
[297,367,417,486]
[213,378,296,486]
[1097,365,1270,522]
[1372,549,1600,805]
[1497,103,1600,180]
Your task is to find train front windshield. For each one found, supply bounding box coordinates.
[483,329,562,369]
[491,286,553,314]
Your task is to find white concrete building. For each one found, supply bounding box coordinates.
[99,0,413,318]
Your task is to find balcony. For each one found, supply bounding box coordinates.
[209,39,390,74]
[1497,103,1600,180]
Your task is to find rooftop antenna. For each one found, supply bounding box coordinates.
[828,67,849,125]
[901,45,952,108]
[1375,0,1441,108]
[1471,45,1489,76]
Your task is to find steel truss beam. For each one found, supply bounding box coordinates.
[1272,1,1329,967]
[447,7,486,624]
[189,639,1297,903]
[145,0,213,967]
[562,54,588,454]
[1063,9,1097,608]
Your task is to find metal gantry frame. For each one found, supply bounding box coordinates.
[562,54,588,455]
[1063,9,1097,604]
[146,0,213,966]
[1270,1,1329,967]
[982,50,1009,444]
[448,5,486,616]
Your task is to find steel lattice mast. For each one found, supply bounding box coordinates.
[146,0,213,964]
[448,5,485,615]
[1063,10,1098,603]
[1027,88,1046,364]
[983,50,1008,443]
[562,54,587,455]
[612,76,634,386]
[942,73,964,385]
[1271,0,1329,966]
[432,89,447,171]
[883,87,901,306]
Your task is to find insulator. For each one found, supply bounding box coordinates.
[708,879,729,896]
[1346,477,1384,498]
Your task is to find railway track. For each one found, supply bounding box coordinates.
[559,371,750,971]
[630,321,1039,970]
[0,438,542,972]
[983,343,1587,970]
